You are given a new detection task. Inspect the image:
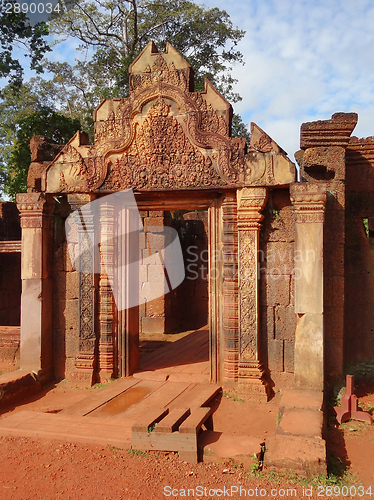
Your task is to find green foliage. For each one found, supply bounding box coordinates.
[0,83,45,198]
[44,0,246,135]
[222,391,244,402]
[0,0,51,88]
[90,379,116,389]
[363,218,369,237]
[49,0,245,97]
[4,108,81,200]
[127,448,150,457]
[231,113,250,141]
[345,361,374,380]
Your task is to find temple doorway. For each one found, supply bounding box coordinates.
[137,209,209,382]
[114,190,224,384]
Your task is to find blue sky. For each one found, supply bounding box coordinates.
[202,0,374,159]
[5,0,374,161]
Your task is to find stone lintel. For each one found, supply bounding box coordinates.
[300,112,358,150]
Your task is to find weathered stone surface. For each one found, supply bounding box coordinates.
[346,136,374,192]
[274,305,296,341]
[301,146,345,183]
[0,370,41,406]
[280,389,323,411]
[264,435,326,478]
[261,275,291,306]
[141,316,166,334]
[201,431,262,465]
[268,339,284,372]
[290,183,326,316]
[146,296,166,317]
[278,409,323,438]
[294,314,323,390]
[300,112,357,149]
[260,242,294,276]
[244,126,295,186]
[283,340,294,373]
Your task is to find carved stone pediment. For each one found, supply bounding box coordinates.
[244,123,295,186]
[43,42,295,193]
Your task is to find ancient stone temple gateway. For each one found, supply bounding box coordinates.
[7,42,372,406]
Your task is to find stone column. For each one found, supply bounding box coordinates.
[237,187,269,399]
[16,193,54,381]
[68,194,97,382]
[98,198,115,381]
[222,193,239,382]
[290,183,327,391]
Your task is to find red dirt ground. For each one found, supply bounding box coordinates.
[0,352,374,500]
[0,364,373,499]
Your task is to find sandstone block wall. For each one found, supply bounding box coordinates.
[52,206,79,380]
[0,202,21,330]
[345,136,374,364]
[138,210,178,335]
[138,210,208,335]
[175,211,208,331]
[260,189,296,389]
[0,254,21,326]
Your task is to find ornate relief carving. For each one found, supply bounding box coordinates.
[67,195,97,373]
[101,100,226,191]
[16,193,54,228]
[290,183,327,223]
[98,199,115,380]
[237,187,269,397]
[130,55,190,94]
[45,42,247,193]
[222,194,239,381]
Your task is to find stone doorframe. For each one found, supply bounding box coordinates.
[110,187,271,395]
[16,43,299,393]
[15,187,273,397]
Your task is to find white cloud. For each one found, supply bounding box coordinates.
[200,0,374,159]
[2,0,374,162]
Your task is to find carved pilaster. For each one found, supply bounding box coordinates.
[16,193,54,381]
[222,194,239,382]
[237,187,270,399]
[290,183,327,390]
[68,194,97,380]
[290,183,327,224]
[98,198,115,380]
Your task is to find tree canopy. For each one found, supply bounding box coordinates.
[49,0,245,101]
[0,0,51,89]
[0,0,249,198]
[2,106,81,199]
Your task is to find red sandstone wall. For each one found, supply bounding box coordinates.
[52,206,79,380]
[345,137,374,364]
[0,202,21,241]
[138,210,208,335]
[260,189,296,389]
[0,202,21,331]
[0,254,21,326]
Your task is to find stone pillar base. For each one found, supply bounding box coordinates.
[237,361,271,401]
[223,348,239,382]
[72,353,96,384]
